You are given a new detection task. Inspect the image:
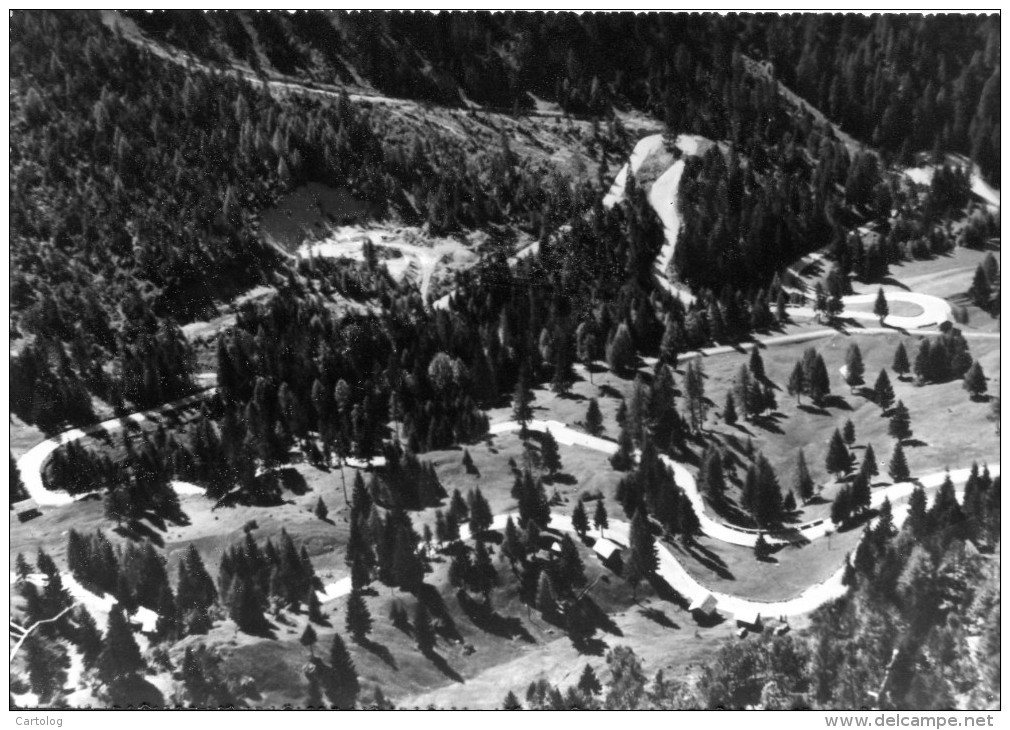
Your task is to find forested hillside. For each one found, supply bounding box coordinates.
[126,11,1000,184]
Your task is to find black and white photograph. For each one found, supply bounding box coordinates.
[8,8,1001,711]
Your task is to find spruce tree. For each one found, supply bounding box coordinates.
[557,534,586,589]
[963,360,988,400]
[314,497,329,522]
[892,342,910,380]
[844,343,865,392]
[502,516,524,567]
[23,634,69,704]
[609,427,635,471]
[345,591,372,642]
[413,601,435,652]
[625,508,657,599]
[571,500,590,538]
[874,369,895,411]
[305,673,324,708]
[540,429,562,476]
[723,391,738,425]
[470,540,498,603]
[578,664,602,696]
[793,449,814,502]
[593,499,609,539]
[10,452,27,506]
[862,444,879,478]
[873,287,889,325]
[300,623,318,656]
[73,606,103,669]
[753,532,771,560]
[467,488,493,537]
[461,448,476,474]
[584,398,604,436]
[503,690,522,710]
[535,571,557,618]
[842,419,856,446]
[307,587,324,625]
[825,429,850,477]
[98,605,145,684]
[326,632,360,709]
[749,347,765,380]
[888,442,910,483]
[888,400,912,441]
[809,354,831,405]
[787,361,806,404]
[831,486,852,526]
[906,485,927,538]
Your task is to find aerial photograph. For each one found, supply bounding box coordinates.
[8,10,1000,711]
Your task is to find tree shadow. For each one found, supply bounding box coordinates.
[359,637,397,670]
[598,384,623,400]
[115,521,165,548]
[797,403,830,416]
[645,573,687,609]
[421,647,464,683]
[639,606,679,629]
[546,473,577,486]
[821,395,852,411]
[568,631,608,656]
[902,438,928,448]
[418,584,462,643]
[732,423,754,436]
[681,542,734,580]
[751,416,784,434]
[457,591,535,643]
[879,276,911,292]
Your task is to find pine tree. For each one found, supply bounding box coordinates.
[892,342,910,380]
[842,419,856,446]
[98,605,146,684]
[873,288,889,325]
[314,497,329,522]
[888,400,912,441]
[345,591,372,642]
[793,449,815,502]
[571,500,589,538]
[584,398,604,437]
[825,429,850,477]
[874,369,895,411]
[963,360,988,400]
[844,343,865,392]
[326,632,360,709]
[593,499,609,539]
[540,429,562,476]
